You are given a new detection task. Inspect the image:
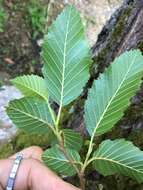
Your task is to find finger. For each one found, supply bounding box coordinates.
[10,146,43,161]
[0,159,31,190]
[0,158,81,190]
[30,160,81,190]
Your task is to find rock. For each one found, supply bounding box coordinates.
[0,85,22,143]
[63,0,123,45]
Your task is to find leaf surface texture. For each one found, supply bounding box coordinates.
[85,50,143,136]
[7,97,53,133]
[42,6,91,106]
[93,139,143,183]
[62,129,83,151]
[42,145,81,176]
[11,75,48,99]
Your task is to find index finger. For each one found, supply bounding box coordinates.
[10,146,43,161]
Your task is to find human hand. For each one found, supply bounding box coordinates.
[0,146,80,190]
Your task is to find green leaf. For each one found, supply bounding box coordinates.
[11,75,48,99]
[42,145,81,176]
[6,97,53,133]
[62,129,83,151]
[93,139,143,183]
[84,50,143,136]
[42,5,92,106]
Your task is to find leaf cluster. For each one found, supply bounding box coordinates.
[6,5,143,189]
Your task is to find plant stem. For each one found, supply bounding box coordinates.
[57,112,86,189]
[56,107,86,189]
[44,99,62,142]
[56,104,62,128]
[60,140,85,189]
[81,134,95,173]
[79,173,85,190]
[46,100,86,189]
[45,99,56,124]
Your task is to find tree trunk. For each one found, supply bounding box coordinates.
[63,0,143,189]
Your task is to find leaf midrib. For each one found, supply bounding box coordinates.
[43,156,80,164]
[9,107,52,129]
[94,156,143,175]
[13,81,47,100]
[93,54,137,135]
[59,6,71,106]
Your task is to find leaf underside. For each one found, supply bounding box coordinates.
[7,97,53,133]
[42,5,92,106]
[93,139,143,183]
[42,145,81,176]
[11,75,48,100]
[84,50,143,136]
[62,129,83,151]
